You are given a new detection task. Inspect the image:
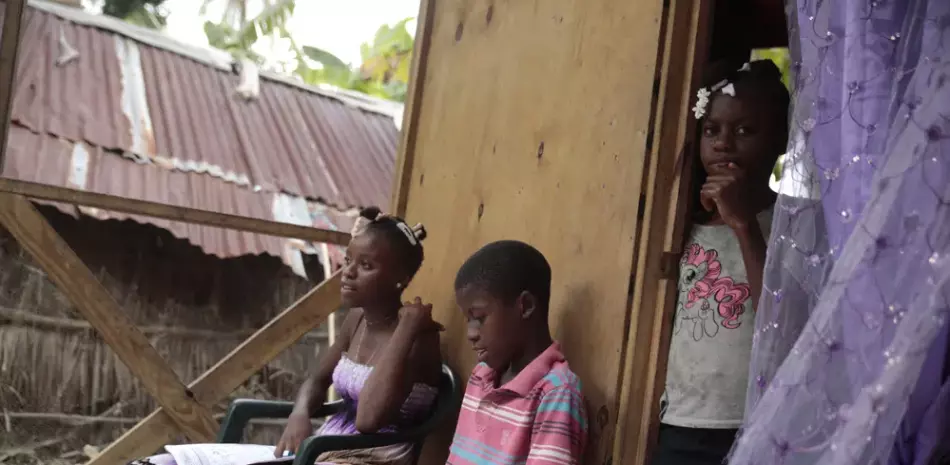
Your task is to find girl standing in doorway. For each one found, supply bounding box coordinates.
[652,60,790,465]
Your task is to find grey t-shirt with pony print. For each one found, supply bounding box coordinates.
[661,209,772,429]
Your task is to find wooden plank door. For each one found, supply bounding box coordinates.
[393,0,712,464]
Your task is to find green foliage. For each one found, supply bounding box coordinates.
[101,0,411,101]
[202,0,296,65]
[356,18,414,101]
[102,0,414,101]
[772,155,785,182]
[303,46,348,71]
[292,17,415,102]
[196,1,413,101]
[101,0,168,29]
[751,48,791,91]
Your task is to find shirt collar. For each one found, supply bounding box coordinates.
[472,343,564,397]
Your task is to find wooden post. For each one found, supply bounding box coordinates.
[87,273,343,464]
[0,193,220,442]
[0,0,27,171]
[322,244,339,402]
[390,0,435,217]
[612,0,713,464]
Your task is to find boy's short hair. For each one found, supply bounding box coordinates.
[454,240,552,310]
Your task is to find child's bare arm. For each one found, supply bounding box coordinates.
[355,298,442,433]
[702,163,770,310]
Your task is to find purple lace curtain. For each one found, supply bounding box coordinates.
[728,1,950,465]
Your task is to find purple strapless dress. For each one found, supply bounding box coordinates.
[130,354,438,465]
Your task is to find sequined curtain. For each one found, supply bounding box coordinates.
[728,1,950,465]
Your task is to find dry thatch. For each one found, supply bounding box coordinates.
[0,206,336,462]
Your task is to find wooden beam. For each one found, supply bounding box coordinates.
[390,0,435,217]
[0,193,220,442]
[612,0,713,464]
[0,178,351,245]
[0,0,27,171]
[88,272,343,465]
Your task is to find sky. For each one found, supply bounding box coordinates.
[160,0,420,66]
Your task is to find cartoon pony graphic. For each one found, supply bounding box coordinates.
[675,243,751,341]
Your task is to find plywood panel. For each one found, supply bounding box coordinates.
[395,1,669,463]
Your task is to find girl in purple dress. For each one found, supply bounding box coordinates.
[131,207,443,465]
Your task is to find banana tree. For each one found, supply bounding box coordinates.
[295,18,414,102]
[101,0,413,102]
[197,1,414,102]
[201,0,296,66]
[357,17,414,101]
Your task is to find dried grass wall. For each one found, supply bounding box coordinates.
[0,206,333,463]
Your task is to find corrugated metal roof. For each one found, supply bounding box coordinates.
[136,45,399,207]
[1,1,404,274]
[5,126,352,275]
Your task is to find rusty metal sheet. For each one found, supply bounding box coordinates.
[4,126,353,269]
[1,2,401,270]
[9,4,399,209]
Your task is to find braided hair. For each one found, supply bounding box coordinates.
[353,206,426,281]
[698,59,790,151]
[690,59,791,223]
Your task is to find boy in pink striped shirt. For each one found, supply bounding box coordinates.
[446,240,588,465]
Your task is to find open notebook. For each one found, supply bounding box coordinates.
[164,444,294,465]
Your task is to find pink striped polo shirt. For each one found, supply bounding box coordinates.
[446,343,588,465]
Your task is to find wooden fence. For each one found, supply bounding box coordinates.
[0,2,347,462]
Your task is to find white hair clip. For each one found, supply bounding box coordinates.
[693,78,732,119]
[693,87,712,119]
[395,221,419,246]
[693,62,752,120]
[349,210,422,247]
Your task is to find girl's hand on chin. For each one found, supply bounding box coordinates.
[700,162,759,231]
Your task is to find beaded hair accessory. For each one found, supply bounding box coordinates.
[350,210,422,246]
[692,62,751,119]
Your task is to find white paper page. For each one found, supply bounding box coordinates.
[164,444,293,465]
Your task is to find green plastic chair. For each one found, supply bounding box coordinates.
[216,364,460,465]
